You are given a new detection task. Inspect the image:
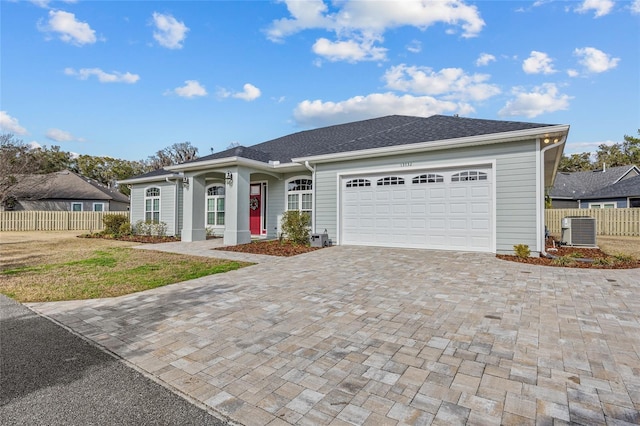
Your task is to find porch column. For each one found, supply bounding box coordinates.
[181,174,206,242]
[224,166,251,246]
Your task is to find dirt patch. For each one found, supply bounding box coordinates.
[79,233,180,244]
[215,240,323,257]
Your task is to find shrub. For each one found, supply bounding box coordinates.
[513,244,531,258]
[281,210,311,245]
[592,257,613,266]
[118,221,132,236]
[552,255,576,266]
[613,253,635,264]
[133,219,167,237]
[103,214,129,236]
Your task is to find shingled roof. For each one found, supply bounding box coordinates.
[580,173,640,199]
[10,170,130,203]
[549,165,639,199]
[182,114,557,165]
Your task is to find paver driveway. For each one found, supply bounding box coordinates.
[29,245,640,425]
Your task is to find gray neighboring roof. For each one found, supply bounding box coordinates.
[580,174,640,199]
[181,114,558,166]
[10,171,130,203]
[549,165,640,199]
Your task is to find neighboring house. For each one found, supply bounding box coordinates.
[3,170,130,212]
[549,165,640,209]
[120,114,569,256]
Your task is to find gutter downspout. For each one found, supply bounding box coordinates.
[540,137,566,258]
[304,161,316,234]
[166,176,180,237]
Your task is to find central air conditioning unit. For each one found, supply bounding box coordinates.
[561,216,596,247]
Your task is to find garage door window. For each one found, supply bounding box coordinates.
[412,173,444,184]
[346,179,371,188]
[287,178,312,216]
[452,171,487,182]
[377,176,405,186]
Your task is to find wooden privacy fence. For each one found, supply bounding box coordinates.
[546,208,640,237]
[0,211,129,232]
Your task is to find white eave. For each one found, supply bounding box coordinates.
[118,172,182,185]
[165,156,305,173]
[293,125,570,164]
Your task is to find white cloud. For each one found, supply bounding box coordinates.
[574,47,619,73]
[38,10,96,46]
[267,0,484,62]
[475,53,496,67]
[406,40,422,53]
[499,83,571,118]
[27,141,43,150]
[30,0,77,8]
[46,128,76,142]
[567,69,579,77]
[152,12,189,49]
[312,37,387,62]
[293,92,474,127]
[218,83,262,101]
[522,51,556,74]
[632,0,640,14]
[64,67,140,83]
[168,80,207,98]
[0,111,28,135]
[575,0,614,17]
[383,64,500,102]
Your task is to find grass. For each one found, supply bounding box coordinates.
[0,231,252,302]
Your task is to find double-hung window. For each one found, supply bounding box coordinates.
[206,186,225,226]
[145,187,160,223]
[287,178,312,217]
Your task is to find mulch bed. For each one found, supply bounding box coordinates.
[497,241,639,269]
[215,240,322,257]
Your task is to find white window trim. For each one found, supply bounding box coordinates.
[93,202,105,212]
[588,202,617,209]
[205,185,225,228]
[71,202,83,212]
[285,176,313,213]
[144,186,161,223]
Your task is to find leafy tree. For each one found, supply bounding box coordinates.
[558,152,593,172]
[147,141,198,170]
[71,155,148,195]
[33,145,74,173]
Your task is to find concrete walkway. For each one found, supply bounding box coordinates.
[28,244,640,425]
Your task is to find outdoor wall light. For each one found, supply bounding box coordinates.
[225,171,233,185]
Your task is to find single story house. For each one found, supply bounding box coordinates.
[120,114,569,256]
[3,170,130,212]
[549,165,640,208]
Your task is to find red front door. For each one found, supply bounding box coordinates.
[249,184,262,235]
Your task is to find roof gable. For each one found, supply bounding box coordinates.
[181,114,558,166]
[581,173,640,199]
[550,165,640,199]
[10,171,130,203]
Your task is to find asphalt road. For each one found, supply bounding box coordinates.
[0,295,229,426]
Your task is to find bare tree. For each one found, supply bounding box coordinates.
[0,134,41,209]
[146,141,199,170]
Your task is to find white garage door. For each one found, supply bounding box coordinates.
[341,167,493,252]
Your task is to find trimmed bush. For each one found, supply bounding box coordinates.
[281,211,311,245]
[103,214,129,236]
[513,244,531,259]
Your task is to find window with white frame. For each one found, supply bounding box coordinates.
[589,202,616,209]
[377,176,405,186]
[93,203,104,212]
[145,187,160,222]
[287,178,312,216]
[71,202,82,212]
[345,179,371,188]
[412,174,444,184]
[206,186,225,226]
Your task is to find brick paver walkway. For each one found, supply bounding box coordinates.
[28,245,640,425]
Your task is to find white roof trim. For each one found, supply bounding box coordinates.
[118,173,182,185]
[293,125,570,164]
[612,165,640,184]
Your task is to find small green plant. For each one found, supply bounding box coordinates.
[118,221,132,236]
[552,255,576,266]
[567,251,584,259]
[592,257,613,266]
[513,244,531,258]
[103,214,129,236]
[281,210,311,245]
[612,253,635,264]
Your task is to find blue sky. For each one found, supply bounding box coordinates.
[1,0,638,161]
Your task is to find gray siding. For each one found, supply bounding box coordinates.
[314,140,539,253]
[580,198,627,208]
[130,181,179,236]
[14,199,126,212]
[551,199,579,209]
